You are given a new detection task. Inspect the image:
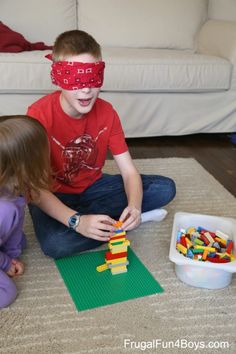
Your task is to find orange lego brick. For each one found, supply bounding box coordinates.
[113,221,123,228]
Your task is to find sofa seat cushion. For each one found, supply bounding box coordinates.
[102,48,231,92]
[0,51,53,93]
[0,48,231,93]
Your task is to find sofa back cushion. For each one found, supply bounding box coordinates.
[208,0,236,22]
[0,0,77,45]
[77,0,208,50]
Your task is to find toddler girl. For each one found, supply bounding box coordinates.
[0,115,51,308]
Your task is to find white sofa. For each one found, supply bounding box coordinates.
[0,0,236,137]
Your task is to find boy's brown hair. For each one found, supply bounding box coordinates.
[0,115,51,199]
[52,30,102,61]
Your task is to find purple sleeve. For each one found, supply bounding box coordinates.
[0,199,24,271]
[0,251,11,272]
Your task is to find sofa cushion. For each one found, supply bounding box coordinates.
[0,51,54,92]
[78,0,208,50]
[0,0,77,45]
[208,0,236,22]
[198,20,236,65]
[102,48,231,92]
[0,49,231,93]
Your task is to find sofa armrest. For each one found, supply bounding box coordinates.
[197,20,236,64]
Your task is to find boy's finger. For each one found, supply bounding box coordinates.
[121,216,133,230]
[101,215,117,225]
[119,209,130,222]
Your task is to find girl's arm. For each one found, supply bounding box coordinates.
[113,151,143,230]
[0,251,11,272]
[0,203,21,272]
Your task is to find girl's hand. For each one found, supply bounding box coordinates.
[12,259,25,276]
[77,215,116,241]
[119,206,141,231]
[7,259,25,277]
[6,263,16,277]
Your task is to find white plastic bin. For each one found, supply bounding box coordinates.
[169,212,236,289]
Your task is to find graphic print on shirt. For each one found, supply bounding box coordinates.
[51,127,107,184]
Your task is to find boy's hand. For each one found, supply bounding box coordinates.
[76,215,116,241]
[6,259,25,277]
[119,206,141,231]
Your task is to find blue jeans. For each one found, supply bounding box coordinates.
[29,174,176,258]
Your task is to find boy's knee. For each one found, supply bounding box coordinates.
[143,175,176,209]
[167,177,176,203]
[40,237,74,259]
[40,240,62,258]
[39,233,102,259]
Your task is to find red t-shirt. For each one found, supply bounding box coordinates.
[27,91,128,193]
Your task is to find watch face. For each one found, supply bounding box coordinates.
[69,213,80,229]
[70,216,77,225]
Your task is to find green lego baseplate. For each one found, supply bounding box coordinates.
[55,248,164,311]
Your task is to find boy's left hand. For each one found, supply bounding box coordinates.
[119,206,141,231]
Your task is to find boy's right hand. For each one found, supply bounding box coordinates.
[76,215,116,241]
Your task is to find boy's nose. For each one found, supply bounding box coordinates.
[81,86,91,93]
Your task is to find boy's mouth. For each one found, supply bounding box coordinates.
[78,98,92,107]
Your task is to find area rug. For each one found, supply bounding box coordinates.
[0,158,235,354]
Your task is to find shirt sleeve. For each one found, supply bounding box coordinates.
[108,109,128,155]
[0,203,19,271]
[0,251,11,272]
[27,105,48,130]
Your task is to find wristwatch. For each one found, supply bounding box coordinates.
[68,212,81,230]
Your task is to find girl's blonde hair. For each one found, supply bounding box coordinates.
[0,115,51,199]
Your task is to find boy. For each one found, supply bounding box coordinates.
[27,30,176,259]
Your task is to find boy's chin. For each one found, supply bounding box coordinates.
[73,104,93,117]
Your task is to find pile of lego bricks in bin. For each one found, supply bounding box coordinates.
[96,221,130,275]
[176,227,235,263]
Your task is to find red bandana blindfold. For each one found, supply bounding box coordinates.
[46,54,105,90]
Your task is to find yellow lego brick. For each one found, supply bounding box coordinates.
[187,227,196,234]
[218,252,231,259]
[185,238,193,249]
[176,243,187,255]
[195,245,216,252]
[111,266,127,275]
[109,237,126,245]
[215,236,227,246]
[109,240,130,249]
[96,263,109,272]
[107,257,127,265]
[230,254,236,261]
[111,247,129,254]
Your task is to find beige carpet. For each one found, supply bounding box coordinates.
[0,158,236,354]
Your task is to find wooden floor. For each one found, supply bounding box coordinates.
[125,133,236,197]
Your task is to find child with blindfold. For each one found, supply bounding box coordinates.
[27,30,176,259]
[0,116,51,307]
